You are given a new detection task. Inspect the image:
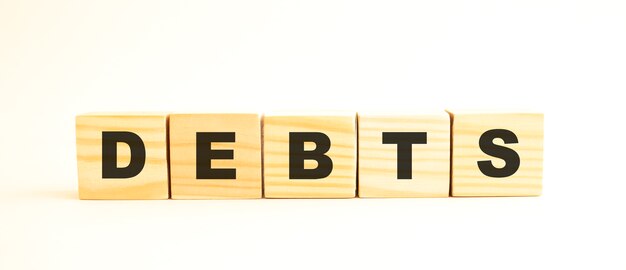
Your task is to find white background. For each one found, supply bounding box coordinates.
[1,0,625,269]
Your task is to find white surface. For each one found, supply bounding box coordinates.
[1,0,625,269]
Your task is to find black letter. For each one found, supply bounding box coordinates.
[382,132,427,179]
[196,132,236,179]
[289,132,333,179]
[102,131,146,178]
[477,129,520,178]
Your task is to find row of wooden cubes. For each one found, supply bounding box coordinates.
[76,111,543,199]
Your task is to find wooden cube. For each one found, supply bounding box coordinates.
[358,112,450,197]
[169,113,262,199]
[448,111,543,196]
[263,112,357,198]
[76,113,169,199]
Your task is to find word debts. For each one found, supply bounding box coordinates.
[75,111,544,199]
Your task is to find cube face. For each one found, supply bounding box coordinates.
[76,114,169,199]
[450,112,543,196]
[358,112,450,197]
[263,113,357,198]
[169,114,262,199]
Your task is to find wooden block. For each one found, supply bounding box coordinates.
[448,111,543,196]
[76,113,169,199]
[358,112,450,197]
[169,113,262,199]
[263,112,357,198]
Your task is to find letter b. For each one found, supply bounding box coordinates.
[289,132,333,179]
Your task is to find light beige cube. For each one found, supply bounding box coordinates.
[169,113,262,199]
[76,113,169,199]
[263,112,357,198]
[358,112,450,197]
[448,111,543,197]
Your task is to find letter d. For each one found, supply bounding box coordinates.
[102,131,146,178]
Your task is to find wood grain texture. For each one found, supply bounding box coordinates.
[449,111,543,196]
[263,113,357,198]
[76,113,169,199]
[169,113,262,199]
[358,112,450,197]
